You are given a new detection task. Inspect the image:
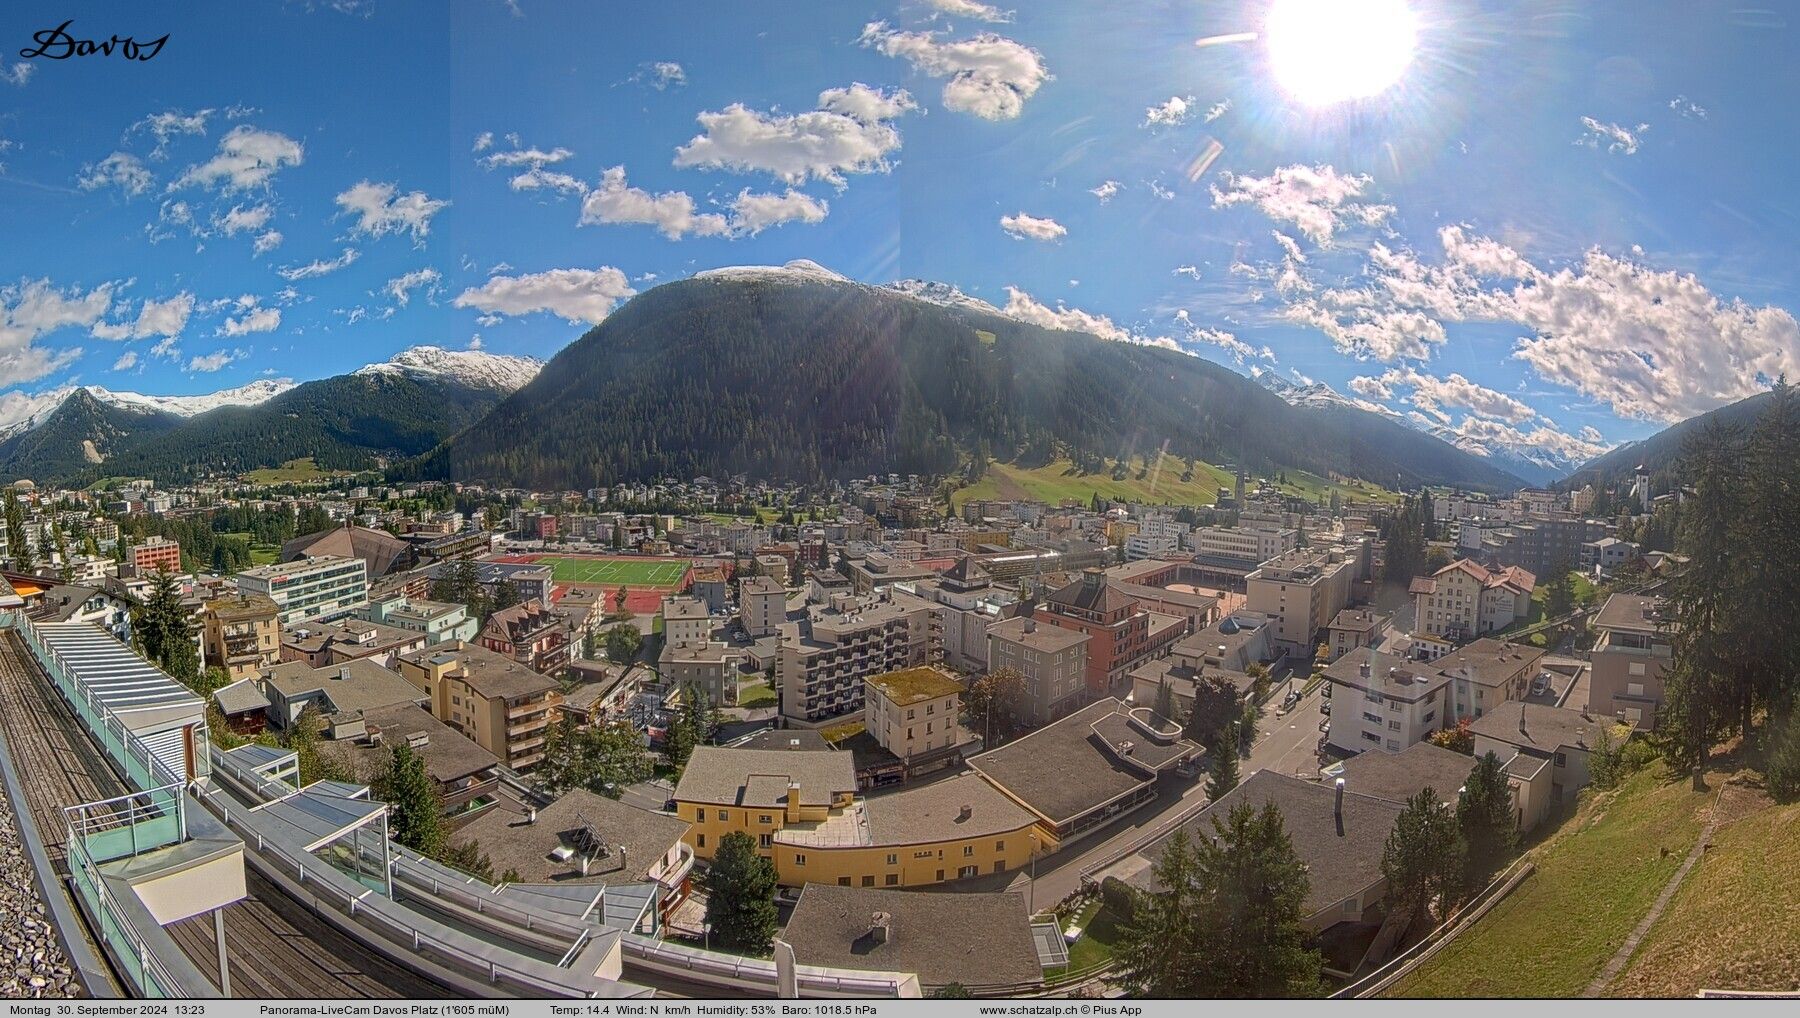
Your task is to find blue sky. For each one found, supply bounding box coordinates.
[5,0,1800,467]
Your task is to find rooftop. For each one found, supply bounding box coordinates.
[1328,742,1480,806]
[970,698,1196,827]
[986,615,1089,653]
[780,884,1043,990]
[860,772,1037,846]
[673,745,856,809]
[398,641,559,700]
[1593,593,1671,636]
[1469,701,1606,756]
[456,789,691,885]
[865,666,962,707]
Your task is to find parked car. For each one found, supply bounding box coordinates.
[1320,700,1331,716]
[1532,673,1552,697]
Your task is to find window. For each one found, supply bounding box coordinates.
[794,854,806,866]
[936,869,945,881]
[759,814,771,824]
[759,833,772,849]
[995,840,1005,852]
[1362,731,1382,744]
[906,708,915,720]
[1386,739,1400,751]
[696,834,705,849]
[1555,752,1567,767]
[717,809,729,821]
[862,875,875,887]
[958,865,978,879]
[1626,682,1645,697]
[1388,720,1401,731]
[1629,662,1647,676]
[926,703,934,715]
[1422,711,1436,725]
[838,877,851,886]
[1344,899,1360,915]
[885,874,899,886]
[994,861,1005,873]
[963,845,974,857]
[886,853,897,865]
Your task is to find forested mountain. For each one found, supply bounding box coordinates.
[413,273,1527,492]
[0,389,184,480]
[1571,388,1780,491]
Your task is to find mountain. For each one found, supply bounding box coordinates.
[0,347,539,486]
[415,272,1528,493]
[1256,374,1572,487]
[1571,388,1781,489]
[0,379,293,443]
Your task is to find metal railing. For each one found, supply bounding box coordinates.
[64,829,191,998]
[63,783,188,864]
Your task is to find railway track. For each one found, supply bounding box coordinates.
[0,631,445,998]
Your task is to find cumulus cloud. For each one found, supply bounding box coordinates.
[480,146,574,169]
[580,166,729,239]
[1143,95,1194,127]
[651,62,686,89]
[727,188,829,235]
[472,131,494,153]
[335,180,449,241]
[173,126,303,192]
[253,230,283,256]
[217,203,272,236]
[130,108,212,159]
[673,83,916,186]
[383,268,442,307]
[1000,287,1182,353]
[112,350,138,371]
[1210,164,1394,247]
[858,22,1048,120]
[452,266,636,325]
[77,152,153,196]
[220,306,280,336]
[91,292,194,341]
[1576,117,1647,155]
[278,247,360,281]
[925,0,1013,21]
[187,349,243,372]
[1174,310,1274,365]
[0,280,113,386]
[1352,366,1536,424]
[999,212,1066,242]
[1444,416,1612,466]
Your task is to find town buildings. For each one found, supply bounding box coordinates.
[985,615,1091,728]
[480,599,573,677]
[201,593,283,682]
[396,641,563,772]
[234,555,370,626]
[1246,547,1359,657]
[1588,593,1673,729]
[775,587,935,726]
[1410,559,1534,643]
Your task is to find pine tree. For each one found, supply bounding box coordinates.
[704,831,778,954]
[4,490,32,571]
[134,570,199,684]
[1381,787,1466,931]
[376,743,447,856]
[1457,752,1517,890]
[1207,729,1240,800]
[1153,678,1175,722]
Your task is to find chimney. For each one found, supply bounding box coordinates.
[1334,777,1345,823]
[1359,660,1371,679]
[1024,618,1037,634]
[869,911,891,945]
[526,806,538,825]
[336,665,351,681]
[957,804,972,822]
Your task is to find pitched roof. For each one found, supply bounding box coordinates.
[282,524,410,576]
[456,789,690,886]
[1469,701,1605,756]
[1329,743,1479,806]
[970,698,1196,826]
[672,746,855,809]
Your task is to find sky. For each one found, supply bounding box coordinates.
[5,0,1800,468]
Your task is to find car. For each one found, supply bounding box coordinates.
[1320,701,1331,716]
[1282,690,1301,711]
[1531,674,1552,696]
[1319,719,1331,734]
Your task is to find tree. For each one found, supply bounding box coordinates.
[1543,563,1576,620]
[929,983,973,999]
[1185,674,1243,748]
[1153,678,1176,723]
[490,578,522,613]
[1427,717,1473,755]
[603,623,643,665]
[374,743,447,856]
[1381,788,1465,932]
[287,705,352,786]
[965,666,1027,746]
[437,839,496,882]
[704,831,779,954]
[1114,803,1322,998]
[664,684,722,768]
[612,586,630,617]
[4,489,32,571]
[1768,713,1800,804]
[540,715,654,796]
[1206,730,1241,800]
[1456,752,1517,890]
[133,570,200,686]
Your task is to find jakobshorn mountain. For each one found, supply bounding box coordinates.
[0,347,541,486]
[415,271,1527,493]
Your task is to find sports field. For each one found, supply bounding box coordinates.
[519,555,692,587]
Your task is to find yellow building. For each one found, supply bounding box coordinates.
[396,641,562,772]
[201,593,282,682]
[671,745,1054,888]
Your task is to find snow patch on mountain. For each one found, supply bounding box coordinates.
[0,379,296,442]
[882,279,1003,316]
[354,345,543,393]
[695,259,847,283]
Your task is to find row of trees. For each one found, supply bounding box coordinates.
[1659,384,1800,796]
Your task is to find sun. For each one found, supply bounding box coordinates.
[1265,0,1419,107]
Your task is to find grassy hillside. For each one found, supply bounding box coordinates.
[1390,762,1711,998]
[954,456,1401,512]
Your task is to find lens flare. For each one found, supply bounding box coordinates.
[1266,0,1419,106]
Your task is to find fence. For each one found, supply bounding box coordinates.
[1331,856,1537,999]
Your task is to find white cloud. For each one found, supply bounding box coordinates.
[130,108,212,159]
[580,166,728,239]
[1174,310,1273,364]
[253,230,283,256]
[1285,300,1446,361]
[1,60,33,87]
[1668,95,1707,119]
[452,266,636,325]
[480,146,574,168]
[187,349,243,372]
[1143,95,1194,128]
[1353,366,1536,424]
[1148,179,1175,200]
[217,203,272,236]
[999,212,1066,242]
[467,334,483,350]
[1001,287,1182,353]
[728,188,829,235]
[0,279,114,387]
[278,247,360,281]
[1090,180,1121,203]
[858,22,1048,120]
[383,268,442,306]
[1204,98,1231,123]
[77,152,153,196]
[126,293,193,339]
[173,126,303,192]
[1445,415,1613,466]
[149,336,180,360]
[651,62,686,89]
[220,306,280,336]
[1576,117,1647,155]
[925,0,1013,22]
[112,350,137,371]
[472,131,494,153]
[673,83,916,186]
[334,180,450,241]
[1210,164,1394,247]
[1173,265,1201,280]
[509,167,590,195]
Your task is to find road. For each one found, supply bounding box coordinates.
[994,681,1329,911]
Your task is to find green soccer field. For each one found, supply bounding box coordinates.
[531,556,691,587]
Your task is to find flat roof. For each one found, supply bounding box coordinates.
[861,772,1037,846]
[457,789,690,886]
[673,746,856,809]
[970,698,1195,827]
[781,884,1042,990]
[32,621,205,735]
[865,666,962,707]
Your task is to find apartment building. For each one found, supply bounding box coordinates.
[776,588,935,725]
[864,666,965,777]
[234,555,370,626]
[1327,608,1385,663]
[1324,639,1546,755]
[659,641,747,707]
[1470,702,1601,829]
[354,593,478,645]
[660,595,712,646]
[1483,514,1610,576]
[479,599,573,677]
[1187,525,1298,564]
[1246,547,1358,656]
[1123,532,1181,561]
[1588,594,1673,729]
[396,641,563,772]
[1035,568,1178,696]
[1410,559,1534,642]
[908,556,1017,673]
[128,535,183,574]
[985,616,1091,727]
[739,575,786,637]
[201,593,282,683]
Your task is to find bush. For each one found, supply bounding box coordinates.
[1098,876,1138,924]
[1618,737,1660,777]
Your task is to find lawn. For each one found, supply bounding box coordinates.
[735,680,776,709]
[528,555,691,587]
[243,457,345,484]
[1388,762,1711,998]
[1607,783,1800,997]
[1044,899,1126,978]
[218,531,282,566]
[954,456,1399,513]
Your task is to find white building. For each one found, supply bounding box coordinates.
[234,555,369,626]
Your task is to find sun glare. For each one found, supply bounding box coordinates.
[1266,0,1419,107]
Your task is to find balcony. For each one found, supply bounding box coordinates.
[507,715,550,738]
[509,734,547,755]
[507,699,554,720]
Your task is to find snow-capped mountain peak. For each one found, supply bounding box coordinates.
[882,279,1003,316]
[0,379,296,442]
[694,259,847,284]
[353,345,543,393]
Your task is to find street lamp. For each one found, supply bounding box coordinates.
[1027,832,1039,916]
